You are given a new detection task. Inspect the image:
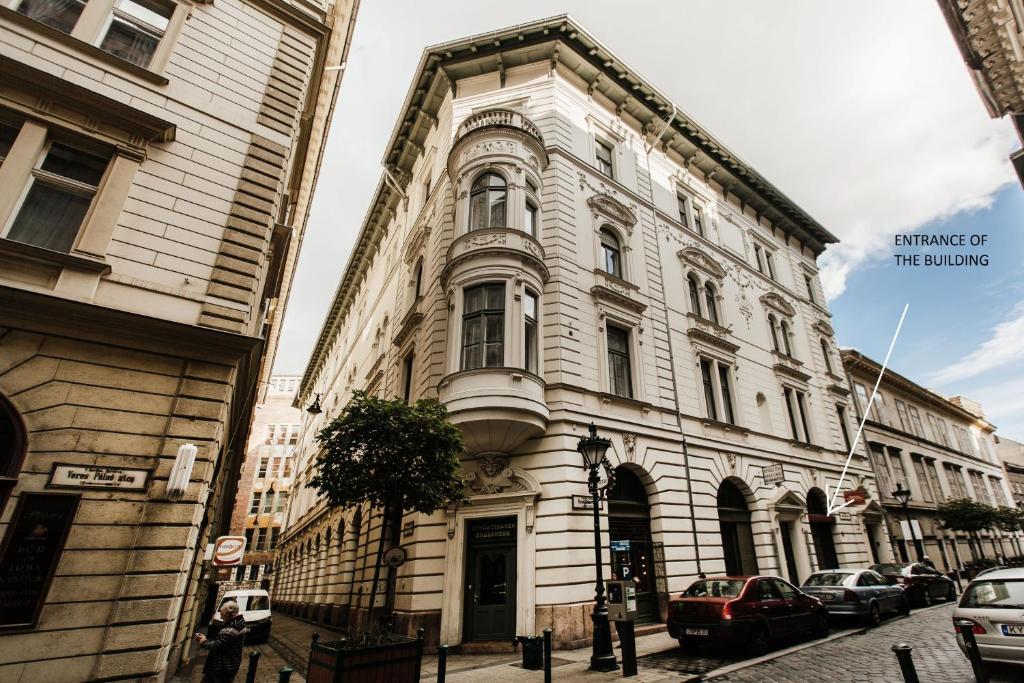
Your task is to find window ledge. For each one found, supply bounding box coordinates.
[599,392,653,412]
[0,7,169,86]
[701,418,750,434]
[0,238,111,274]
[593,268,639,291]
[771,350,803,366]
[787,439,824,452]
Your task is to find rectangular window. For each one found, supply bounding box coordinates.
[524,291,538,374]
[907,406,925,438]
[0,122,18,161]
[718,364,735,425]
[700,358,717,421]
[244,527,254,549]
[912,456,934,502]
[870,445,892,497]
[256,456,270,479]
[524,201,538,237]
[765,251,776,280]
[595,139,614,178]
[990,477,1008,506]
[283,456,293,478]
[888,451,907,488]
[607,325,633,398]
[264,425,276,445]
[753,244,765,274]
[796,391,811,443]
[804,275,816,303]
[249,492,261,514]
[853,383,870,417]
[5,140,110,253]
[784,387,799,440]
[262,491,275,513]
[461,283,505,369]
[99,0,173,69]
[970,471,992,505]
[269,527,281,550]
[783,387,811,442]
[16,0,87,34]
[895,400,912,433]
[677,194,689,228]
[276,491,288,513]
[692,204,704,237]
[837,404,852,453]
[925,459,944,499]
[402,353,415,404]
[252,528,264,551]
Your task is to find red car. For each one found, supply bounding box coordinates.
[667,576,829,654]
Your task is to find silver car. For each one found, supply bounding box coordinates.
[800,569,909,626]
[955,567,1024,665]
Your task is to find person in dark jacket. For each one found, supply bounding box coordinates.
[194,600,247,683]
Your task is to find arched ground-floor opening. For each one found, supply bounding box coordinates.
[717,479,759,576]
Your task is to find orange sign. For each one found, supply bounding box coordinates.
[843,490,866,505]
[212,536,246,567]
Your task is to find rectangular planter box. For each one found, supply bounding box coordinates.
[307,631,424,683]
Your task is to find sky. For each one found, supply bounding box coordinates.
[274,1,1024,439]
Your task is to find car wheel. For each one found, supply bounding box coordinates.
[898,595,911,616]
[922,589,933,607]
[747,626,770,656]
[946,584,957,602]
[866,602,881,628]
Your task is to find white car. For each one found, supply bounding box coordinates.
[954,567,1024,665]
[216,589,272,642]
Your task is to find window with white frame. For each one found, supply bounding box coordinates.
[256,456,270,478]
[524,290,538,374]
[249,492,262,514]
[599,227,622,278]
[595,138,614,178]
[692,203,704,237]
[468,173,506,230]
[606,325,633,398]
[783,386,811,442]
[677,193,689,229]
[699,357,736,425]
[461,283,504,369]
[752,243,776,280]
[524,180,539,237]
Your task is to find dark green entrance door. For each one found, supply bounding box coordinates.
[464,517,517,641]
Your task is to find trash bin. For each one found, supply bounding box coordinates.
[514,635,544,670]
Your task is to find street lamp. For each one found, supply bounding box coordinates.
[576,423,618,672]
[892,482,923,562]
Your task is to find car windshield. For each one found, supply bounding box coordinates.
[870,563,905,575]
[683,579,746,598]
[962,580,1024,609]
[804,572,853,587]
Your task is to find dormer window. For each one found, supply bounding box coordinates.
[600,228,622,278]
[469,173,506,230]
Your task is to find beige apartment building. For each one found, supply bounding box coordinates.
[0,0,357,680]
[995,434,1024,508]
[274,16,882,650]
[842,350,1018,568]
[217,375,301,594]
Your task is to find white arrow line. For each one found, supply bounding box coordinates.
[827,303,909,516]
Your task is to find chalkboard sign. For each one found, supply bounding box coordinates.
[0,492,80,630]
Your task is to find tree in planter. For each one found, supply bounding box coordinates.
[935,498,997,560]
[309,390,465,632]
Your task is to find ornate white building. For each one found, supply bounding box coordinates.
[276,16,882,649]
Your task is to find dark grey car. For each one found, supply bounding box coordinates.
[800,569,909,627]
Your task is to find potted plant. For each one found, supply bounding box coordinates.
[306,391,465,682]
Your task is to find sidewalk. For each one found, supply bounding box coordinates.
[169,641,305,683]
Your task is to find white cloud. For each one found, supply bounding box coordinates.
[930,301,1024,384]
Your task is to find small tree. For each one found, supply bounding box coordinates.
[935,498,997,560]
[309,391,465,629]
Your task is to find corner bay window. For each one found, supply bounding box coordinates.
[600,228,622,278]
[524,291,538,373]
[700,358,736,424]
[606,325,632,398]
[5,139,111,253]
[469,173,506,230]
[461,283,504,369]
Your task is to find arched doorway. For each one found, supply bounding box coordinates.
[717,480,759,575]
[807,488,839,570]
[608,467,658,623]
[0,392,27,515]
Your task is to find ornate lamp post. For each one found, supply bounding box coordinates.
[577,423,618,672]
[892,482,922,562]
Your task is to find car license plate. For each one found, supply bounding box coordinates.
[820,594,836,602]
[1001,624,1024,636]
[685,628,709,636]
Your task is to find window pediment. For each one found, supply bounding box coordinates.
[760,292,796,318]
[591,284,647,315]
[813,319,835,337]
[678,246,727,280]
[587,193,637,232]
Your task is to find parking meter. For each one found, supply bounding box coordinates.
[605,580,637,622]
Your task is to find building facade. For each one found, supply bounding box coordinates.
[217,375,301,596]
[0,0,357,680]
[842,350,1018,567]
[995,434,1024,508]
[275,16,882,650]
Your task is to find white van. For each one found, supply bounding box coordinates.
[217,589,272,642]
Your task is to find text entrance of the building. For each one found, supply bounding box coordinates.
[609,467,659,623]
[807,488,839,570]
[717,480,759,576]
[464,517,517,641]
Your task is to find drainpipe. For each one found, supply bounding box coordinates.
[640,105,702,575]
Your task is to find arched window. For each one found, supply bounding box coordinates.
[0,393,26,515]
[600,228,622,278]
[469,173,507,229]
[687,274,702,317]
[704,282,719,324]
[820,338,833,374]
[768,315,780,352]
[780,320,793,357]
[413,258,423,298]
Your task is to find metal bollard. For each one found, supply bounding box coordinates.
[245,650,261,683]
[437,644,448,683]
[890,643,919,683]
[956,621,990,683]
[543,628,552,683]
[278,666,293,683]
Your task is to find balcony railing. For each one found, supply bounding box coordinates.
[456,108,544,145]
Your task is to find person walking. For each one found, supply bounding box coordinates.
[194,600,247,683]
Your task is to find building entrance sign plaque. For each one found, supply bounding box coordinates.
[762,464,785,487]
[0,492,80,630]
[47,463,150,491]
